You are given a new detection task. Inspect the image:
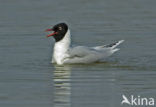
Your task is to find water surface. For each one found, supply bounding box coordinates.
[0,0,156,107]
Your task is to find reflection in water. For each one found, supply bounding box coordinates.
[53,65,71,107]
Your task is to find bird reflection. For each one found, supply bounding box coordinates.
[53,65,71,107]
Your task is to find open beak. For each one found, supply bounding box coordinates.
[45,29,58,38]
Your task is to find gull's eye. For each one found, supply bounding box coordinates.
[58,27,62,30]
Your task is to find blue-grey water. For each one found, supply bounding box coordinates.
[0,0,156,107]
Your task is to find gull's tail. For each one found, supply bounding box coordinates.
[110,40,124,53]
[94,40,124,51]
[106,40,125,49]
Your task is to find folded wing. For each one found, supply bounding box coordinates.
[63,40,124,64]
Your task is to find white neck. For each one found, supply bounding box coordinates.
[52,29,71,64]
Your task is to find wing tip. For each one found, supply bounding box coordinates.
[119,40,125,44]
[111,39,124,49]
[112,48,120,53]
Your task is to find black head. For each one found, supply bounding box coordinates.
[45,23,68,42]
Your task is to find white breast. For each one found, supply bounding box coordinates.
[52,29,71,65]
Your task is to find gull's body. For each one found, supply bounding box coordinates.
[46,23,124,65]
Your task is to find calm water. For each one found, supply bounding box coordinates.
[0,0,156,107]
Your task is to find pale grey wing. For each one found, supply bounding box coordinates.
[63,40,124,64]
[63,46,117,64]
[68,46,92,57]
[63,46,101,64]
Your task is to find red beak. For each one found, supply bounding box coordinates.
[45,29,58,37]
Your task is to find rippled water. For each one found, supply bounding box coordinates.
[0,0,156,107]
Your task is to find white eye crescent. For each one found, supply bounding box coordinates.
[59,27,62,30]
